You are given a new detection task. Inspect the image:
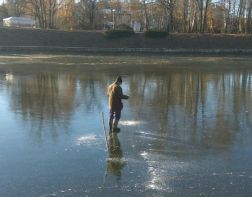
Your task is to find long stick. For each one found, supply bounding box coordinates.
[101,112,109,196]
[101,112,109,150]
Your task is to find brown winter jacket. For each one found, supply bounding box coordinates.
[107,82,128,111]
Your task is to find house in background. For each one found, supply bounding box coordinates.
[3,17,35,28]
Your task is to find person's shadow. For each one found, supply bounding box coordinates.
[106,132,125,179]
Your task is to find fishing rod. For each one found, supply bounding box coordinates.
[101,112,109,151]
[101,111,110,196]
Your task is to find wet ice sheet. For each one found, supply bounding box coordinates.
[76,134,98,145]
[120,120,145,126]
[0,55,252,196]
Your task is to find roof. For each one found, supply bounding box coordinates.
[3,17,35,22]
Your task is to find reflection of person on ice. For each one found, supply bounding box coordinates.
[107,76,129,133]
[107,132,125,178]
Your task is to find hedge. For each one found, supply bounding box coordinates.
[144,30,168,38]
[104,30,135,38]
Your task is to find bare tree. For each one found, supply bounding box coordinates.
[236,0,246,32]
[5,0,27,16]
[143,0,149,30]
[195,0,211,33]
[158,0,176,32]
[28,0,63,28]
[0,4,9,20]
[221,0,232,33]
[246,0,252,33]
[183,0,190,32]
[76,0,97,29]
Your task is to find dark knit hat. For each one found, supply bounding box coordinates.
[116,76,122,83]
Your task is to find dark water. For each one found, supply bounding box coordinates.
[0,55,252,197]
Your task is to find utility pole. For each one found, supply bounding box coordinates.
[112,9,115,29]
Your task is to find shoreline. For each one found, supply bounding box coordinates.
[0,28,252,56]
[1,46,252,56]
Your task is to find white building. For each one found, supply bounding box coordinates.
[133,21,141,32]
[3,17,36,28]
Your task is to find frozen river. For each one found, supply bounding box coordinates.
[0,55,252,196]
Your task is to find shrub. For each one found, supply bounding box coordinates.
[144,30,168,38]
[117,24,133,31]
[104,30,135,39]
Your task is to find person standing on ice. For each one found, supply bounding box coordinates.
[107,76,129,133]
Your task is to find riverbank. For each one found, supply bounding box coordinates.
[0,28,252,55]
[1,46,252,56]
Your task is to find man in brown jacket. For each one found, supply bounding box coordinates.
[107,76,129,132]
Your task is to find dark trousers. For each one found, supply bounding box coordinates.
[109,110,121,121]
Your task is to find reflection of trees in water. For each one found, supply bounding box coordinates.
[7,68,252,147]
[9,73,77,141]
[128,70,252,147]
[8,71,109,142]
[77,74,105,112]
[209,71,252,146]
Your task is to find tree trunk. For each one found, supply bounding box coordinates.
[143,0,149,30]
[247,2,252,33]
[199,0,204,32]
[202,0,210,33]
[183,0,189,32]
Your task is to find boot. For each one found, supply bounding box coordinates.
[112,119,120,133]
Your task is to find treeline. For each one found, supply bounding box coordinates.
[0,0,252,34]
